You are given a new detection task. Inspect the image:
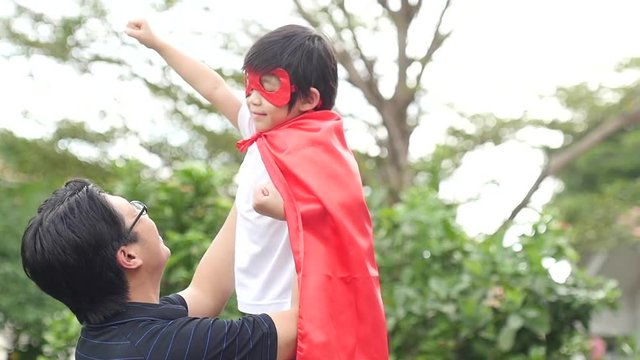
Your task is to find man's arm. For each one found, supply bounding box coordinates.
[268,275,299,360]
[125,19,242,128]
[178,206,237,317]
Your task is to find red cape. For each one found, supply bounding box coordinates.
[238,110,389,359]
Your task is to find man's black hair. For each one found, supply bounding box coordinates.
[21,179,136,324]
[243,24,338,111]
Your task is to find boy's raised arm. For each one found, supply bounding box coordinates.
[125,19,242,129]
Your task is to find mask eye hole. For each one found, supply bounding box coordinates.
[260,73,281,92]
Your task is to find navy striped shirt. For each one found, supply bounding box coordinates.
[76,294,277,359]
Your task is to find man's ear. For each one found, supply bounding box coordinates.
[116,245,143,270]
[299,87,322,112]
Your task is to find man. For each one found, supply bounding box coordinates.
[21,178,297,359]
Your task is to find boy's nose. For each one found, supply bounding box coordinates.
[246,90,262,105]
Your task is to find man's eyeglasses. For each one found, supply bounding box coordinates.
[126,200,148,236]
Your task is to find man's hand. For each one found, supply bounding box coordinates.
[253,182,286,221]
[125,19,160,49]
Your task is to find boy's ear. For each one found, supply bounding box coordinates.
[116,244,143,270]
[299,87,322,111]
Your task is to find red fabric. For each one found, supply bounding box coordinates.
[237,110,389,359]
[244,68,294,107]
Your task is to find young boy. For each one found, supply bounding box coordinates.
[126,20,388,359]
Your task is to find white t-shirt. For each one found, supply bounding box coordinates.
[234,103,294,314]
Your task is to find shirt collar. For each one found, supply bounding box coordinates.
[84,298,187,328]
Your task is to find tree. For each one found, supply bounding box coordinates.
[506,72,640,225]
[0,0,244,172]
[427,58,640,238]
[542,60,640,253]
[293,0,452,198]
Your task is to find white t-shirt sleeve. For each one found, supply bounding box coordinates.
[237,103,255,139]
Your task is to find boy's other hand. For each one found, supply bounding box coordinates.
[125,19,160,49]
[253,182,286,221]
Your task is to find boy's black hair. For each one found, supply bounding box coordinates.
[243,24,338,111]
[21,179,136,324]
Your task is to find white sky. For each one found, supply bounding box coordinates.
[1,0,639,236]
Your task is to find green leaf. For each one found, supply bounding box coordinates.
[497,314,525,352]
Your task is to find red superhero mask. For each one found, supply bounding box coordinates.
[244,68,296,107]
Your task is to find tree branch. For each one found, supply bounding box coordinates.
[292,0,321,27]
[294,0,386,111]
[376,0,392,13]
[336,0,376,78]
[413,0,452,90]
[390,0,415,101]
[505,107,640,225]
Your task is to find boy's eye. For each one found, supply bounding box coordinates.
[260,74,281,92]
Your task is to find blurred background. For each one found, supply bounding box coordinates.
[1,0,639,358]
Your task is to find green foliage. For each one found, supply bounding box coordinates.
[0,130,114,182]
[0,181,68,354]
[375,186,618,359]
[36,311,80,360]
[1,0,246,173]
[1,0,116,72]
[548,61,640,252]
[552,180,640,251]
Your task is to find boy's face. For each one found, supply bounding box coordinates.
[245,68,304,132]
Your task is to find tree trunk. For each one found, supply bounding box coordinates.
[381,101,412,198]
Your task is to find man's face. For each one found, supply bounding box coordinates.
[106,195,170,277]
